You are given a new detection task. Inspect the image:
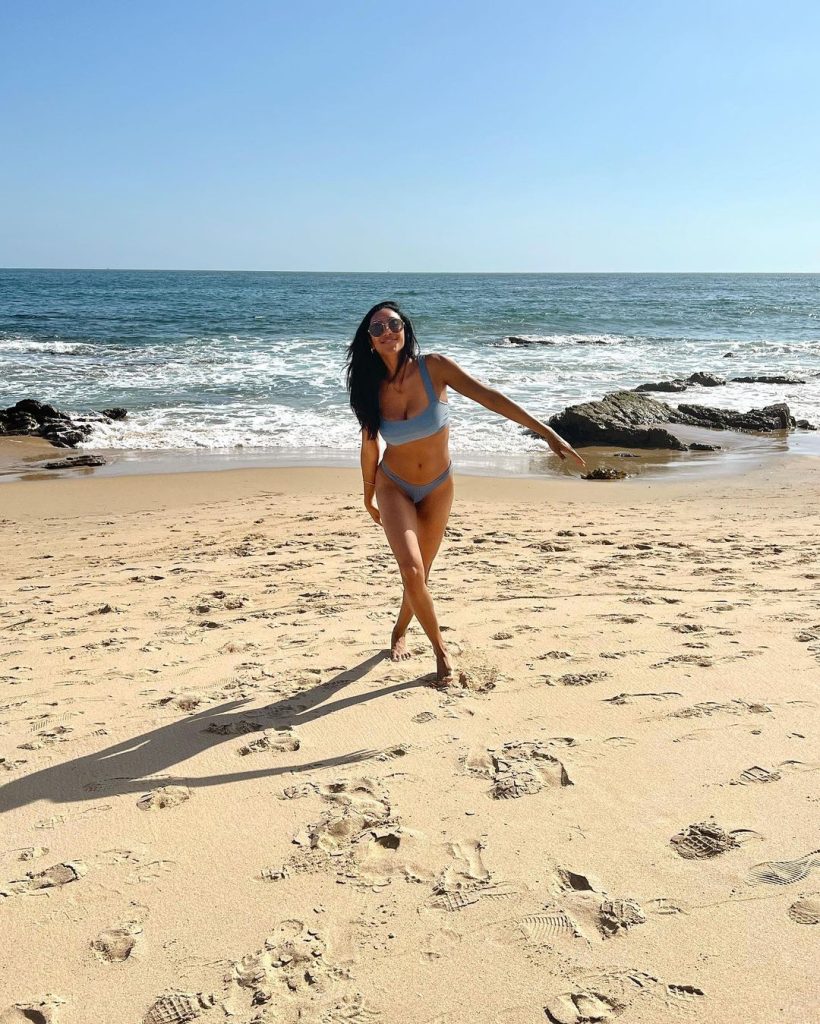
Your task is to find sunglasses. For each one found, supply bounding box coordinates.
[368,317,404,338]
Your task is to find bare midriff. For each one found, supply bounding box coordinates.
[381,424,451,484]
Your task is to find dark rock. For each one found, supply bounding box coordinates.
[0,410,39,435]
[11,399,70,422]
[633,379,688,393]
[796,419,817,430]
[101,407,128,420]
[507,336,554,346]
[0,399,99,448]
[546,392,689,450]
[688,442,722,451]
[42,455,107,470]
[39,418,93,448]
[730,375,807,385]
[544,391,798,451]
[675,402,793,432]
[723,352,735,358]
[612,452,640,458]
[686,372,726,387]
[582,467,628,480]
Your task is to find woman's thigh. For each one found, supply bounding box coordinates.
[416,474,454,577]
[375,475,424,574]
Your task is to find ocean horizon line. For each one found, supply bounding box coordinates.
[2,267,819,276]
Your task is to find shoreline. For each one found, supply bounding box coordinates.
[2,426,819,489]
[2,441,818,522]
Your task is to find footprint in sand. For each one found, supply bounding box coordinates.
[732,765,782,785]
[747,850,820,886]
[553,869,603,894]
[17,725,74,750]
[545,989,626,1023]
[237,730,300,755]
[430,840,517,912]
[203,716,264,736]
[226,919,374,1019]
[2,861,87,896]
[142,992,215,1024]
[651,653,714,669]
[787,894,820,925]
[0,998,64,1024]
[430,880,518,913]
[597,899,646,938]
[464,740,573,799]
[669,699,772,720]
[544,970,705,1024]
[137,786,191,811]
[263,777,393,882]
[544,671,610,687]
[670,822,740,860]
[420,926,463,961]
[92,923,142,962]
[516,907,583,944]
[505,877,645,948]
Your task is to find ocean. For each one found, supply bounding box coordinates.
[2,270,819,470]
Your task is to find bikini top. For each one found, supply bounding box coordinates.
[379,355,450,446]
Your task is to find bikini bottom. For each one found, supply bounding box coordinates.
[378,460,453,504]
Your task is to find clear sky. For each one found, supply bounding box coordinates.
[1,0,818,271]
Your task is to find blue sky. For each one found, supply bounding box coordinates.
[1,0,818,271]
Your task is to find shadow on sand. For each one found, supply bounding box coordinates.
[1,651,428,814]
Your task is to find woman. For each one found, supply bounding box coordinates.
[345,300,586,686]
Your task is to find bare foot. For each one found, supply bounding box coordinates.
[391,632,412,662]
[432,649,455,688]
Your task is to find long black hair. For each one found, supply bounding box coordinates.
[345,300,421,440]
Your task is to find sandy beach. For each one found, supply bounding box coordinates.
[1,456,819,1024]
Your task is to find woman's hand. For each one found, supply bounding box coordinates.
[545,430,587,468]
[364,495,381,525]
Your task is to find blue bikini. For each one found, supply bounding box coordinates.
[378,355,452,503]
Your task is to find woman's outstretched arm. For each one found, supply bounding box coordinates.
[433,354,586,468]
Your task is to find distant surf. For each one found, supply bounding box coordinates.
[2,269,818,456]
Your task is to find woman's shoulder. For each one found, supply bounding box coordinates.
[422,352,457,380]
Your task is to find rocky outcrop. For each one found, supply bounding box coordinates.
[542,391,808,450]
[0,400,125,448]
[43,454,107,469]
[634,371,725,393]
[675,402,793,431]
[545,393,689,450]
[686,372,726,387]
[633,380,688,393]
[730,374,807,385]
[635,371,807,393]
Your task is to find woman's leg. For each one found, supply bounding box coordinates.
[375,472,454,684]
[390,474,454,660]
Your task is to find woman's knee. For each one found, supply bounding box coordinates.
[398,559,425,587]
